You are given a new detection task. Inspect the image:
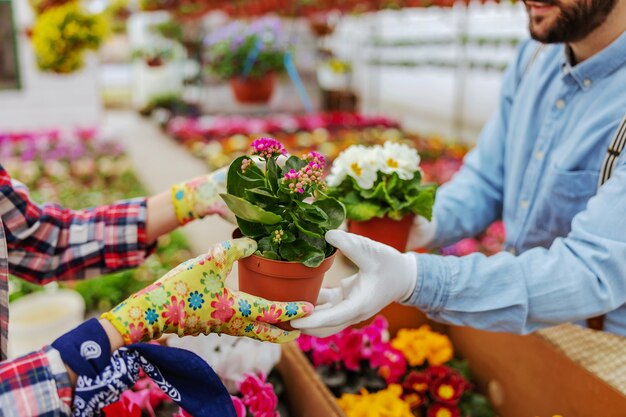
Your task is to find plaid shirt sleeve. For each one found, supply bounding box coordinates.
[0,166,155,284]
[0,346,73,416]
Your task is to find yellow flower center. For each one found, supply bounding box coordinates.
[404,393,421,407]
[412,382,428,392]
[438,384,455,400]
[387,158,399,168]
[350,162,362,177]
[436,409,452,417]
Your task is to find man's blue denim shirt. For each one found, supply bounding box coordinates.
[407,31,626,335]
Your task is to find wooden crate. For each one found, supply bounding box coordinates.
[448,326,626,417]
[277,342,345,417]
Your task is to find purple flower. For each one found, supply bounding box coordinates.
[250,137,286,159]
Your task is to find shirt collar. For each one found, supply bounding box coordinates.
[560,29,626,90]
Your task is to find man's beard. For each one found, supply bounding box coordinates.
[526,0,618,43]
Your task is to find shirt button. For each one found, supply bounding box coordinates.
[535,151,544,160]
[520,200,529,209]
[583,79,592,88]
[555,99,566,109]
[508,247,516,255]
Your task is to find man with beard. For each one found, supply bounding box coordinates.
[293,1,626,337]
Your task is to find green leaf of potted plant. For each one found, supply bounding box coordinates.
[220,137,346,306]
[326,142,436,251]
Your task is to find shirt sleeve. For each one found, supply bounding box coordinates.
[406,160,626,334]
[0,346,72,417]
[428,40,537,249]
[0,166,155,284]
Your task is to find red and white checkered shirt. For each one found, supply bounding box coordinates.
[0,165,153,416]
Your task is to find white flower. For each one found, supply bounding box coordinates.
[380,141,421,180]
[327,145,381,190]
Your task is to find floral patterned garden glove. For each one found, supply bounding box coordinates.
[171,167,236,225]
[102,238,313,344]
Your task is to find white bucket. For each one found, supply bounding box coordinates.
[8,289,85,359]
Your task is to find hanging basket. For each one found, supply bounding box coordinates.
[229,73,276,104]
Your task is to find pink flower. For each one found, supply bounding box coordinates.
[297,334,316,352]
[250,137,286,159]
[161,296,186,328]
[336,329,364,371]
[210,291,236,323]
[134,377,171,409]
[310,341,340,367]
[239,372,267,397]
[231,396,247,417]
[245,387,278,414]
[371,344,407,384]
[257,305,282,323]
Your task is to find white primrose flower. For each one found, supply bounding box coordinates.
[380,141,421,180]
[327,145,382,190]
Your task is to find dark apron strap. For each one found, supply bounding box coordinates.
[587,114,626,331]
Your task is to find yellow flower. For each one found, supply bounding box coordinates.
[337,385,413,417]
[31,2,108,73]
[391,325,454,366]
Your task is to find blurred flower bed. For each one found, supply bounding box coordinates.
[299,317,495,417]
[4,128,193,311]
[165,112,401,169]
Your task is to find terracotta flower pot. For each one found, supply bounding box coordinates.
[348,214,424,336]
[229,73,276,104]
[239,252,336,330]
[348,214,415,251]
[238,251,336,305]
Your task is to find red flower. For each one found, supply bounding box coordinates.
[403,371,430,393]
[162,296,186,327]
[210,291,235,323]
[427,402,461,417]
[430,373,469,405]
[425,365,453,383]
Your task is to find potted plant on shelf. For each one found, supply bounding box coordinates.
[326,141,435,335]
[205,17,287,105]
[220,137,346,306]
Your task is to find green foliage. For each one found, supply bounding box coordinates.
[205,23,287,80]
[328,171,436,222]
[221,153,346,267]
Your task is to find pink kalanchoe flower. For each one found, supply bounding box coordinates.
[250,137,286,159]
[241,158,252,172]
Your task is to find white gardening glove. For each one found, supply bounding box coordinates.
[291,230,418,338]
[406,216,438,251]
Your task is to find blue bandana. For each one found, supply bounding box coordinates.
[51,319,236,417]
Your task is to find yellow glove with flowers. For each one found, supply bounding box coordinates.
[102,238,312,344]
[171,167,236,225]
